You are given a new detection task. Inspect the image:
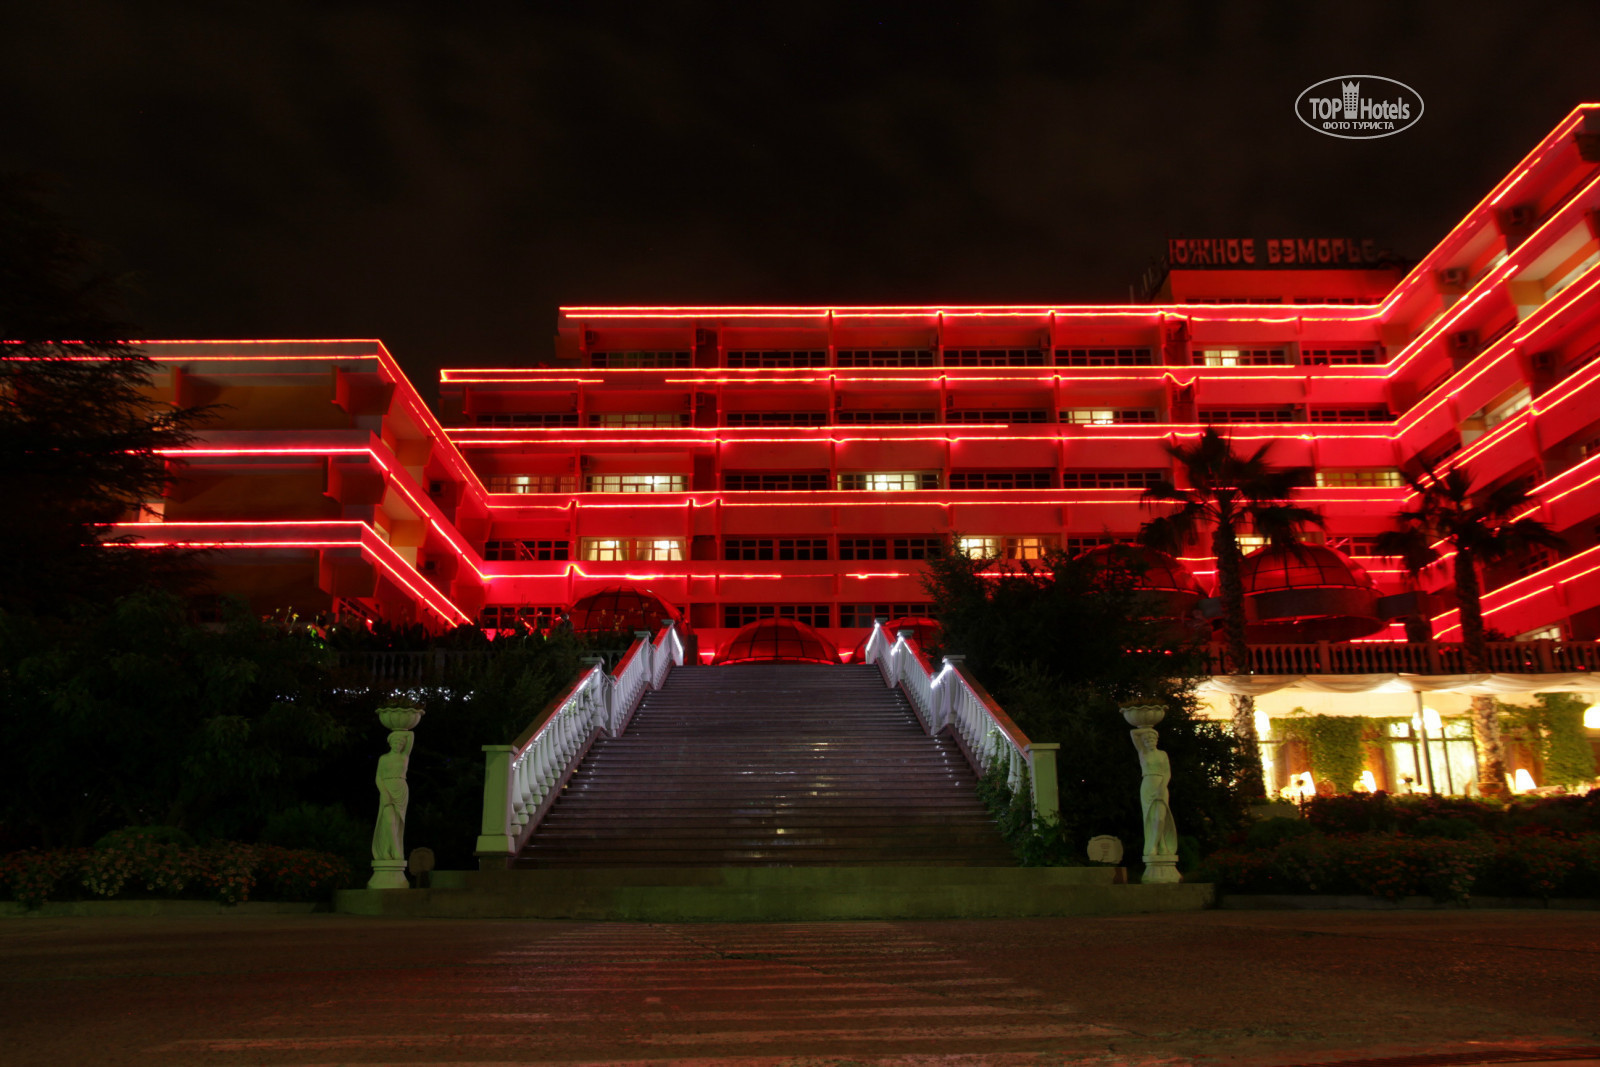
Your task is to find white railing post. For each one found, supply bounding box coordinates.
[476,744,517,858]
[1027,742,1060,825]
[634,630,656,689]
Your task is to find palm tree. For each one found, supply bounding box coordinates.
[1375,464,1564,797]
[1137,426,1323,798]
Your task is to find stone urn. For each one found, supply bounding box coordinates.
[1120,702,1166,728]
[377,705,425,732]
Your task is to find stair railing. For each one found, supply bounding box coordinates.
[863,621,1060,825]
[474,620,686,867]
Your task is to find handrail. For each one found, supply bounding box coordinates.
[1206,638,1600,676]
[862,621,1059,824]
[475,620,685,866]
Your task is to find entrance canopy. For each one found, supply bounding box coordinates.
[714,617,841,665]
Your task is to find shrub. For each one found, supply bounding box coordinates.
[260,803,367,867]
[0,840,353,908]
[1243,817,1317,851]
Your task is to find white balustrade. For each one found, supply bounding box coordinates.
[475,621,684,864]
[862,620,1059,824]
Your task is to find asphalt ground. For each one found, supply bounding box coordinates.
[0,909,1596,1066]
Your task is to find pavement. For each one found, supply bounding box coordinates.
[0,909,1596,1066]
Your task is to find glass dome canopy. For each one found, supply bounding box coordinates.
[568,585,681,634]
[1234,543,1384,642]
[714,617,841,665]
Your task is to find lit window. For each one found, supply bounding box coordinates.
[584,474,688,493]
[579,538,684,562]
[1315,470,1405,488]
[1198,348,1290,367]
[589,412,688,427]
[488,475,576,494]
[1484,389,1531,428]
[837,472,940,491]
[1063,408,1118,425]
[1004,536,1053,560]
[958,536,1002,557]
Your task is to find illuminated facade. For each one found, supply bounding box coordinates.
[123,107,1600,673]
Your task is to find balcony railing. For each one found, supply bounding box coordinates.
[1206,639,1600,675]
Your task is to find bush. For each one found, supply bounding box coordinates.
[0,839,354,909]
[260,803,367,867]
[1243,817,1316,851]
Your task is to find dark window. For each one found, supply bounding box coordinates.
[949,470,1054,489]
[726,350,827,368]
[723,472,830,491]
[588,350,690,368]
[1198,407,1299,424]
[722,604,832,628]
[946,409,1049,423]
[779,538,829,561]
[836,349,935,367]
[474,412,578,427]
[943,348,1047,366]
[483,539,571,561]
[723,539,774,561]
[838,603,934,627]
[834,410,938,424]
[725,411,829,426]
[893,537,943,560]
[479,605,562,630]
[1065,535,1121,555]
[1308,406,1393,423]
[838,538,888,561]
[727,538,828,561]
[1301,346,1385,365]
[1056,347,1155,366]
[1061,470,1166,489]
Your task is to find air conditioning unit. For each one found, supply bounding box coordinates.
[421,560,437,574]
[1450,330,1479,352]
[695,329,716,346]
[1530,351,1557,374]
[1501,204,1535,231]
[1165,320,1190,343]
[1438,267,1468,290]
[583,330,599,347]
[579,455,592,469]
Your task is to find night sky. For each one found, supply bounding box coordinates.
[4,2,1600,394]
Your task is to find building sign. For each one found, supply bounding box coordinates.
[1296,76,1423,140]
[1166,237,1390,268]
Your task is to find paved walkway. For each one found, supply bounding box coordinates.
[1,910,1597,1065]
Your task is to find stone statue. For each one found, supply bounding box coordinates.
[369,705,424,890]
[1122,703,1180,885]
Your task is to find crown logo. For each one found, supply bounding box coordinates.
[1342,81,1360,117]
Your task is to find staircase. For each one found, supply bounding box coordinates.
[517,663,1016,867]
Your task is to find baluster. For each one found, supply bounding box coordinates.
[509,754,530,829]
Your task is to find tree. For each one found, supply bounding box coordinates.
[0,174,210,614]
[922,545,1250,863]
[1375,463,1565,796]
[1136,426,1322,798]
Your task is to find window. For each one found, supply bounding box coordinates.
[1065,535,1127,554]
[1484,389,1532,428]
[1316,470,1405,488]
[1199,407,1299,424]
[838,537,943,561]
[589,412,688,428]
[479,605,562,630]
[723,538,829,561]
[475,412,578,428]
[1509,545,1558,579]
[584,474,688,493]
[1326,536,1382,557]
[1061,470,1166,489]
[1309,407,1393,423]
[960,535,1055,559]
[836,349,935,367]
[726,349,827,368]
[946,409,1049,423]
[723,471,829,491]
[724,411,828,426]
[1198,348,1291,367]
[1547,250,1600,300]
[488,475,576,494]
[949,470,1054,489]
[943,348,1047,366]
[589,350,690,368]
[483,539,570,561]
[837,472,940,491]
[580,537,683,562]
[1057,347,1154,367]
[1301,346,1385,366]
[834,409,937,424]
[1062,408,1158,425]
[722,604,831,628]
[839,602,934,627]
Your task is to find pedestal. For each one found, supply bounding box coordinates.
[1141,855,1181,884]
[368,859,409,890]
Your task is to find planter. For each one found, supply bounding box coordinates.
[377,706,424,731]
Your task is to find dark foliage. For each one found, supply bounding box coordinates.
[922,544,1250,866]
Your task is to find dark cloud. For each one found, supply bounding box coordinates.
[3,2,1599,392]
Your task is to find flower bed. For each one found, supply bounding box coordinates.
[0,838,354,909]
